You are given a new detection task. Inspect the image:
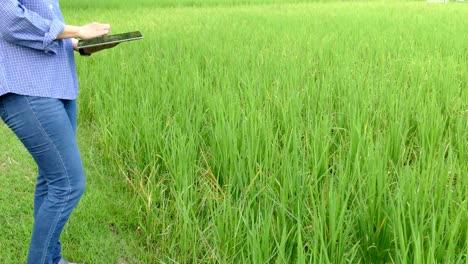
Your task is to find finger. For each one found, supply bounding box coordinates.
[98,24,111,30]
[98,24,111,36]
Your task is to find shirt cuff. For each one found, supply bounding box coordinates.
[42,19,65,55]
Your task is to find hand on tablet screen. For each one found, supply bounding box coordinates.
[78,22,111,40]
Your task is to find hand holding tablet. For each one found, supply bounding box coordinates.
[77,31,143,56]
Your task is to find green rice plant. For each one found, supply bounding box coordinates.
[65,1,467,262]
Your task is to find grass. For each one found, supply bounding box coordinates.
[0,125,36,262]
[69,0,466,262]
[66,1,467,262]
[0,124,147,263]
[1,0,466,263]
[60,0,386,9]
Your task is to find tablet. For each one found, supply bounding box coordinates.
[77,31,143,49]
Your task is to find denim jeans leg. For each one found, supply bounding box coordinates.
[0,94,85,264]
[34,101,77,217]
[33,100,78,262]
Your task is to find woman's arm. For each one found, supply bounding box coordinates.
[0,1,110,54]
[62,23,111,51]
[58,23,111,40]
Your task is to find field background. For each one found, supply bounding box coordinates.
[67,0,467,263]
[1,0,466,263]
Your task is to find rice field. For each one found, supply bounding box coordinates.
[63,0,467,262]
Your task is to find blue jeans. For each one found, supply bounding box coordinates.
[0,93,85,264]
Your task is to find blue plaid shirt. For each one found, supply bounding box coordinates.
[0,0,78,99]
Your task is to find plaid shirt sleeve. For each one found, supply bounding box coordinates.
[0,0,65,55]
[0,0,78,100]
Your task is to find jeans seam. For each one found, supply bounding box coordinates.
[24,96,72,264]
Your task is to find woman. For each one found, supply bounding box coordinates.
[0,1,110,263]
